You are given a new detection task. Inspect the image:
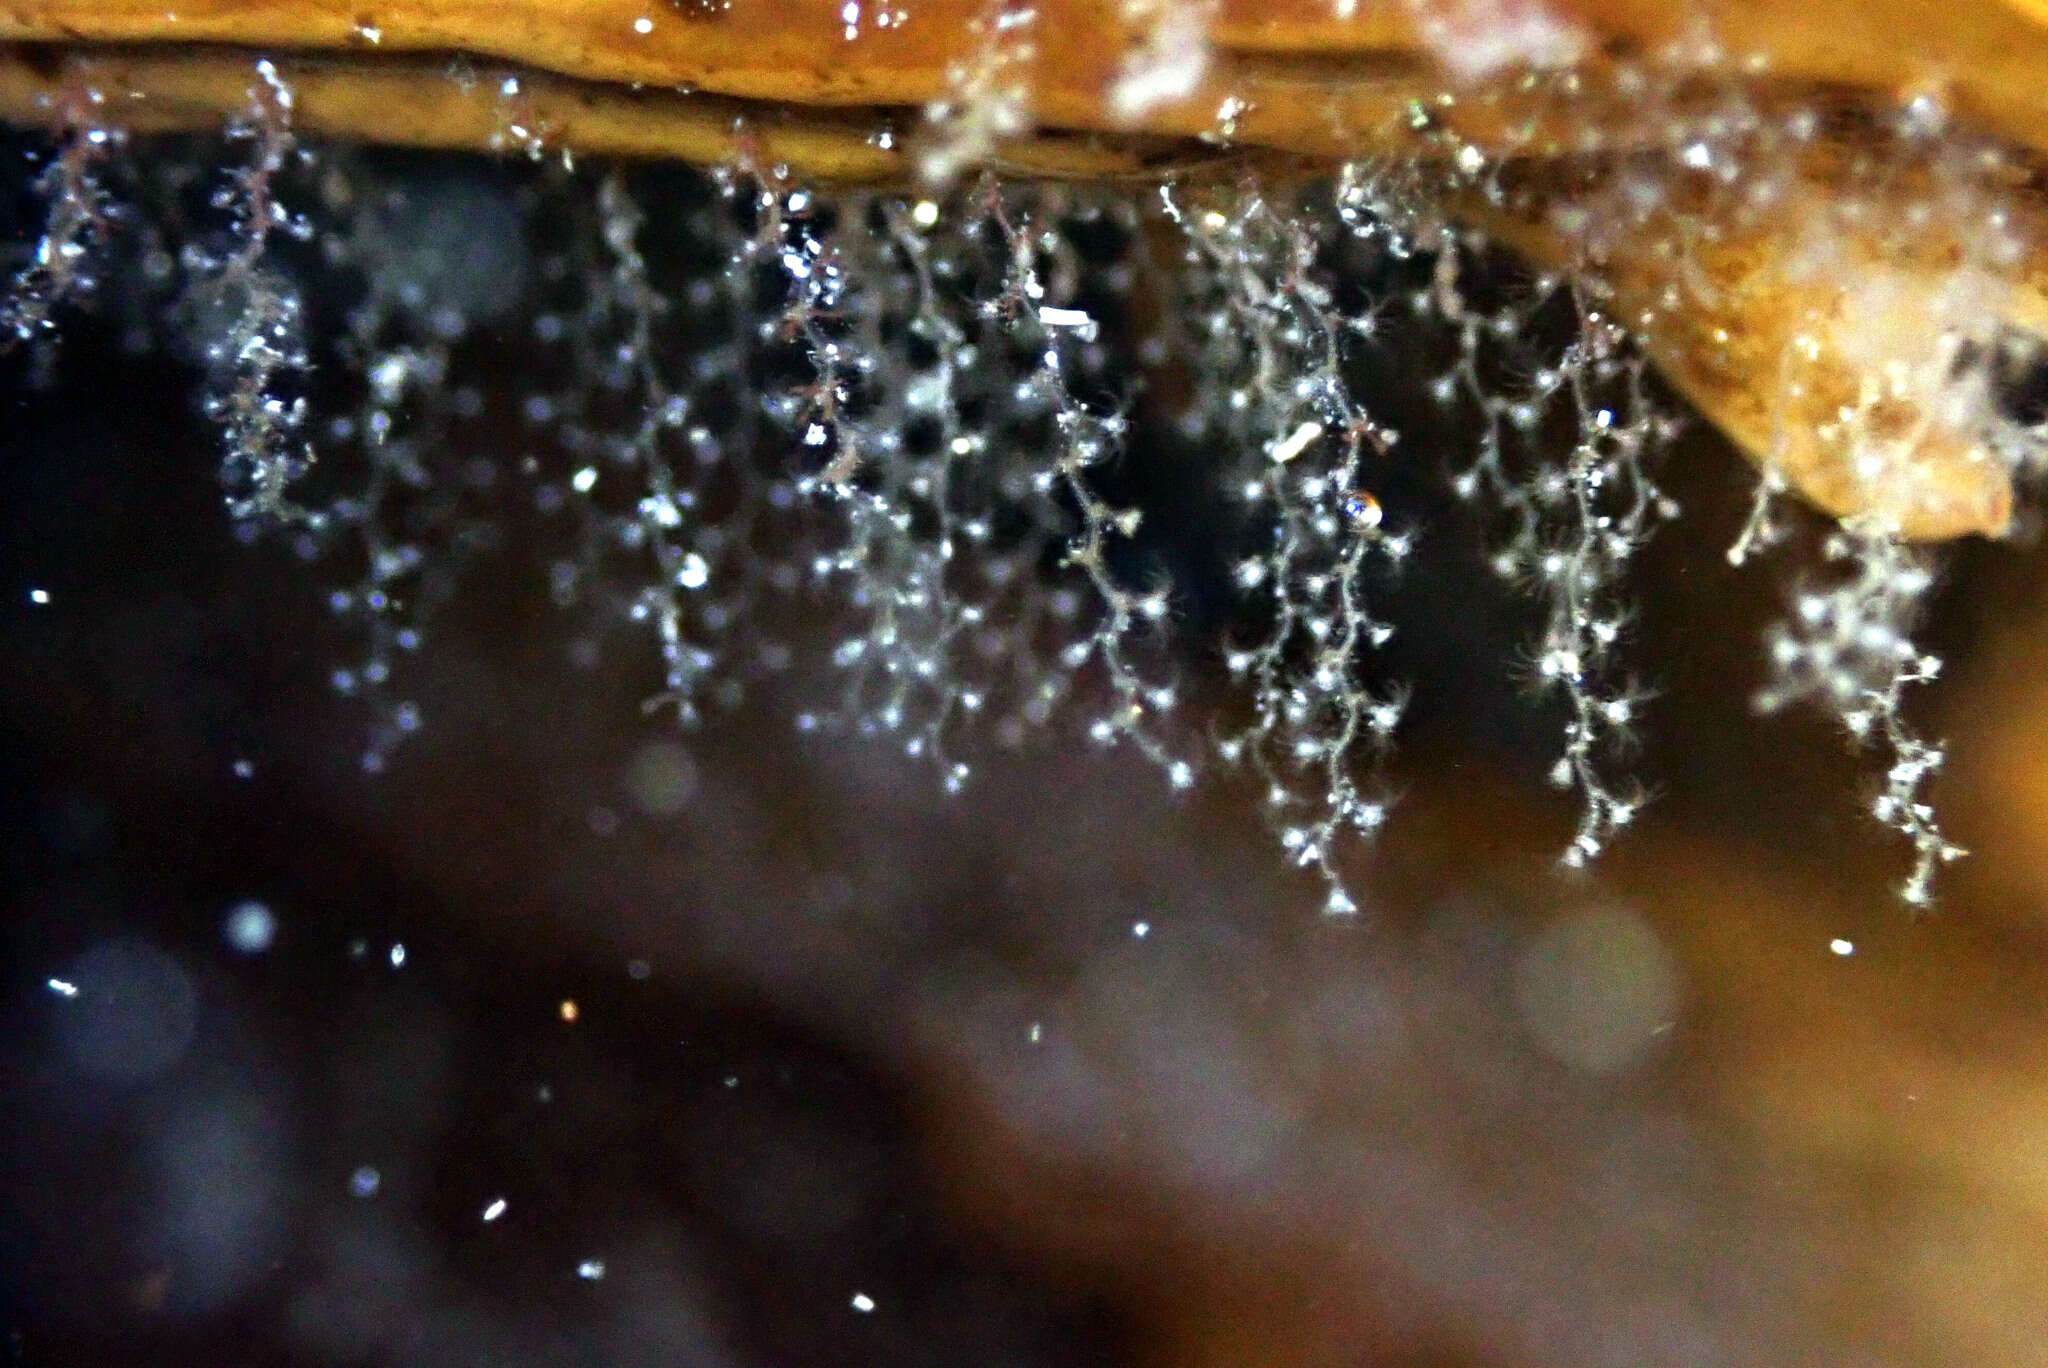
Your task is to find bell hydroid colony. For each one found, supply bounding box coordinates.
[4,0,2045,908]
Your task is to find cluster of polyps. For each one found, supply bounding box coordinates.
[4,26,2044,907]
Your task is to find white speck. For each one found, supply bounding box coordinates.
[232,759,255,779]
[576,1259,606,1281]
[911,200,940,228]
[678,552,710,590]
[481,1197,508,1222]
[1038,306,1098,341]
[571,466,598,493]
[850,1292,876,1313]
[1681,140,1714,169]
[1107,0,1211,121]
[222,900,276,954]
[1027,1021,1042,1043]
[1456,143,1485,175]
[1416,1,1586,82]
[27,588,49,605]
[633,15,654,33]
[46,977,78,998]
[1132,921,1150,939]
[349,1165,381,1198]
[1829,938,1855,956]
[388,943,407,968]
[1269,419,1324,464]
